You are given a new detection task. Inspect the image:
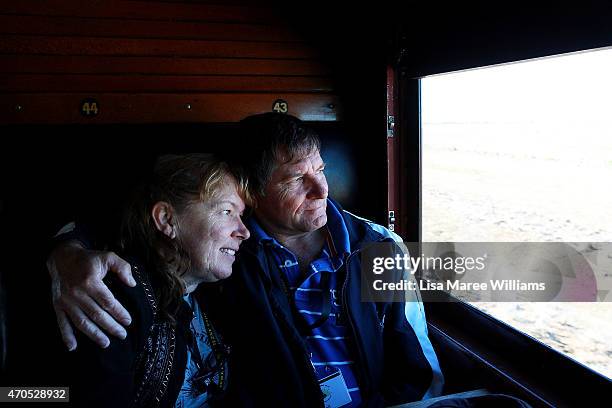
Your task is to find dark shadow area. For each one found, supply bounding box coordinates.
[0,121,386,388]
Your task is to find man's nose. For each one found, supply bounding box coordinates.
[306,175,328,199]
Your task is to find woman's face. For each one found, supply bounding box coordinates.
[176,176,250,287]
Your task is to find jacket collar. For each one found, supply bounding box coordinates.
[244,199,351,254]
[330,198,389,250]
[241,197,387,262]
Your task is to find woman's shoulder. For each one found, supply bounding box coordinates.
[68,256,163,407]
[104,255,157,329]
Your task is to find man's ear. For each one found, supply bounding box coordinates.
[152,201,177,239]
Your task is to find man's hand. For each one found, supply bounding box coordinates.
[47,241,136,351]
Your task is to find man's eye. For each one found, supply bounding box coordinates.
[316,168,325,174]
[222,209,232,215]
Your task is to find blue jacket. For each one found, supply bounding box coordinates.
[199,201,443,407]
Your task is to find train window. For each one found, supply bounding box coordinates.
[421,48,612,379]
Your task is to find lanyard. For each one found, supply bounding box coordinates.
[279,270,331,332]
[265,229,337,334]
[188,300,227,390]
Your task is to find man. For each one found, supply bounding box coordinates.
[48,113,443,407]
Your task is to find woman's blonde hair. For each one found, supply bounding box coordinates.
[120,153,249,321]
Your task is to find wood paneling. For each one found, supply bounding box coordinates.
[0,56,330,76]
[2,1,278,23]
[0,93,340,124]
[0,1,339,123]
[0,36,317,59]
[0,74,334,93]
[0,15,300,42]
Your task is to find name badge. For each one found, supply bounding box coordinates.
[318,369,352,408]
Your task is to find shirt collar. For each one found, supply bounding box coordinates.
[245,215,276,245]
[246,198,351,257]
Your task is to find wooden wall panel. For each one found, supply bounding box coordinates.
[0,56,330,76]
[0,0,340,124]
[0,74,334,93]
[2,1,277,23]
[0,36,317,59]
[0,15,301,42]
[0,93,340,123]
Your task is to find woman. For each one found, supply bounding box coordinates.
[70,153,250,408]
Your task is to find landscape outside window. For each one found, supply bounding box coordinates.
[421,48,612,379]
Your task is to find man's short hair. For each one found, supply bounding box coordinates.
[235,113,321,197]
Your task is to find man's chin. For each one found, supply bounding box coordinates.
[304,214,327,231]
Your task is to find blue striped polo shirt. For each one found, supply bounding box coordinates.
[248,199,360,407]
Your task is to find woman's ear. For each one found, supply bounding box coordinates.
[152,201,177,239]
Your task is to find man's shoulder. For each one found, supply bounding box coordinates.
[341,210,404,243]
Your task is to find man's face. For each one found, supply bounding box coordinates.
[255,149,328,236]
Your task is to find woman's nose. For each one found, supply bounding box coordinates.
[234,218,250,241]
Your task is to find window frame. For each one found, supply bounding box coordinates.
[396,68,612,406]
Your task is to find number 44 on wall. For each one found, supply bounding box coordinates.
[80,98,100,117]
